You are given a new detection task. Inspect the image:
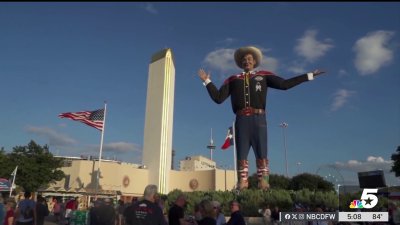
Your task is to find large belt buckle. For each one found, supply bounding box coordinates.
[243,107,252,116]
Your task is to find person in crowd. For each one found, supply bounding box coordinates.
[155,194,167,217]
[192,203,202,224]
[3,199,16,225]
[88,199,102,225]
[212,201,225,225]
[0,195,5,225]
[116,199,125,225]
[226,200,245,225]
[126,184,167,225]
[261,205,271,225]
[196,200,216,225]
[35,195,49,225]
[392,202,400,225]
[271,206,280,225]
[14,191,36,225]
[123,198,137,225]
[51,198,61,223]
[96,198,116,225]
[168,194,188,225]
[64,197,78,225]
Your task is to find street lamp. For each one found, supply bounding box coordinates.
[279,122,289,177]
[296,162,302,175]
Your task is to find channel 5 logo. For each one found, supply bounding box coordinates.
[349,188,378,209]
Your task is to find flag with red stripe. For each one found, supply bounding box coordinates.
[59,108,104,131]
[221,127,234,150]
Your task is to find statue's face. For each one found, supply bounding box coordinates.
[241,53,256,72]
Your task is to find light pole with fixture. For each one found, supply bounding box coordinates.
[296,162,302,175]
[279,122,289,177]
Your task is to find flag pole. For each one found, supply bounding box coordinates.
[9,166,18,197]
[232,120,237,189]
[95,102,107,197]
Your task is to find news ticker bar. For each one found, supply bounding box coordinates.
[280,212,388,222]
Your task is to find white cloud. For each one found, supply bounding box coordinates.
[333,156,393,172]
[260,56,279,72]
[287,61,307,74]
[321,156,399,186]
[103,142,141,153]
[295,29,334,62]
[144,3,158,14]
[353,30,395,75]
[330,89,356,111]
[25,126,77,146]
[203,48,236,72]
[86,142,142,163]
[204,47,279,73]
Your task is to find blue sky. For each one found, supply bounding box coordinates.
[0,2,399,186]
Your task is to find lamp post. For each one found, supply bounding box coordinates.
[296,162,302,175]
[279,122,289,177]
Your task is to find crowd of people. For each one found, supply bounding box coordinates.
[0,187,373,225]
[2,185,400,225]
[1,184,246,225]
[0,191,84,225]
[0,191,50,225]
[120,184,247,225]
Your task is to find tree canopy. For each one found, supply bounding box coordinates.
[0,140,65,191]
[249,172,333,191]
[289,173,335,192]
[391,146,400,177]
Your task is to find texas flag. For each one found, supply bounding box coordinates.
[221,127,234,150]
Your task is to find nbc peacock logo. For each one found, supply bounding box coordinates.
[349,188,379,209]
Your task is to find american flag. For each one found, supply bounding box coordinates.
[59,109,104,131]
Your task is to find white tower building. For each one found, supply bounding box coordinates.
[142,49,175,194]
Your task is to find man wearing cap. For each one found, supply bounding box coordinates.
[198,46,325,190]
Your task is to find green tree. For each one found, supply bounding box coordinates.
[269,174,290,189]
[293,189,312,206]
[248,173,290,190]
[0,147,16,179]
[4,140,65,191]
[289,173,334,192]
[0,147,7,168]
[248,173,258,189]
[391,146,400,177]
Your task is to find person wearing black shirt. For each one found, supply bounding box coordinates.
[96,198,116,225]
[271,206,280,224]
[89,200,102,225]
[35,196,49,225]
[199,46,326,190]
[126,184,167,225]
[168,194,188,225]
[226,201,245,225]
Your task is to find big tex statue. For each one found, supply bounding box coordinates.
[198,46,326,190]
